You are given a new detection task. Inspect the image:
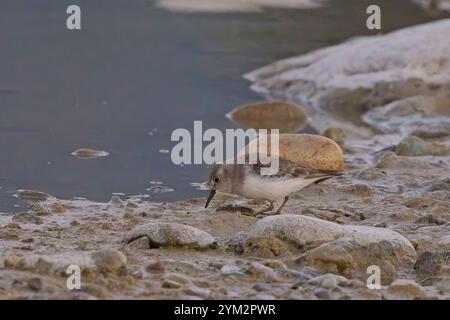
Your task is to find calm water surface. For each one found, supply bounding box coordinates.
[0,0,447,212]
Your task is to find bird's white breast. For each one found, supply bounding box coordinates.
[241,175,317,201]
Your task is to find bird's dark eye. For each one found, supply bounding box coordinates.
[213,176,220,183]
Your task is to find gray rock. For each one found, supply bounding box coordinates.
[395,135,450,156]
[123,222,216,249]
[183,286,211,299]
[307,274,351,289]
[437,278,450,294]
[313,287,331,299]
[92,249,127,273]
[16,190,52,202]
[387,279,426,299]
[27,277,43,291]
[376,151,430,170]
[414,251,450,277]
[253,283,272,292]
[323,128,346,147]
[12,213,43,225]
[297,243,354,277]
[220,264,245,276]
[248,214,415,256]
[425,177,450,192]
[247,262,278,282]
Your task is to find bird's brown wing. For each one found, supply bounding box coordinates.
[252,158,343,180]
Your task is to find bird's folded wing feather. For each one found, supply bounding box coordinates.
[252,158,343,180]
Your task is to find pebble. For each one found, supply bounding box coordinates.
[92,249,127,273]
[387,279,426,299]
[146,261,165,273]
[252,283,272,292]
[395,135,449,156]
[27,277,43,291]
[183,286,211,299]
[313,287,331,300]
[220,264,245,276]
[12,213,43,225]
[307,274,351,289]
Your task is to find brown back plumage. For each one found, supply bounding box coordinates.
[252,158,343,181]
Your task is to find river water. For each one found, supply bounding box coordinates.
[0,0,447,212]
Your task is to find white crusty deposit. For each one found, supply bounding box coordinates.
[245,19,450,137]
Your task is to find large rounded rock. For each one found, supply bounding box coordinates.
[249,215,416,284]
[248,214,416,261]
[227,101,308,133]
[123,222,216,249]
[239,133,344,170]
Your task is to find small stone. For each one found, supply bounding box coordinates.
[415,214,447,225]
[220,264,244,276]
[127,266,143,279]
[162,279,183,289]
[323,128,346,148]
[437,278,450,294]
[253,283,272,292]
[109,195,124,205]
[414,251,450,277]
[92,249,127,273]
[183,286,211,299]
[16,190,52,202]
[307,274,350,289]
[348,184,373,197]
[71,148,110,159]
[376,151,429,170]
[12,212,43,225]
[146,261,165,273]
[70,220,80,226]
[82,283,108,298]
[216,204,253,214]
[4,252,18,268]
[125,236,150,250]
[243,236,293,258]
[395,135,449,156]
[438,236,450,250]
[27,277,43,291]
[387,279,426,299]
[313,287,331,300]
[298,243,354,277]
[164,273,191,285]
[15,255,54,275]
[356,168,384,180]
[50,202,69,213]
[425,177,450,192]
[248,262,278,282]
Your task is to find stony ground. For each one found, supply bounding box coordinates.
[1,18,450,300]
[1,140,450,300]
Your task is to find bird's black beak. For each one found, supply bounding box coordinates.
[205,188,216,208]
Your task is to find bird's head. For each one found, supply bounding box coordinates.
[205,164,233,208]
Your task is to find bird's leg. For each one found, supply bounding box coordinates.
[275,196,289,214]
[252,201,275,216]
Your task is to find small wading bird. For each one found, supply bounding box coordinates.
[205,158,343,216]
